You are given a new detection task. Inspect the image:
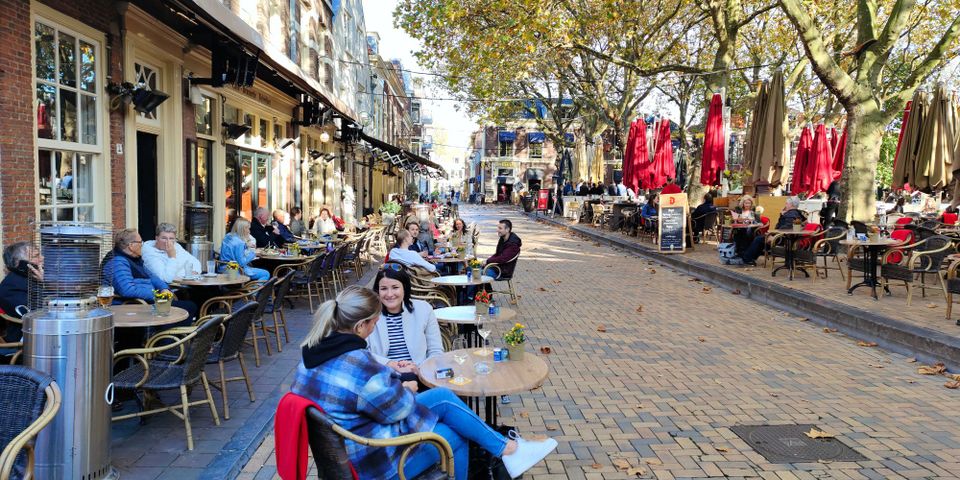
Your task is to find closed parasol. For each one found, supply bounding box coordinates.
[832,126,847,180]
[807,123,835,195]
[894,90,929,189]
[648,118,675,189]
[790,125,813,194]
[700,93,725,186]
[916,84,959,192]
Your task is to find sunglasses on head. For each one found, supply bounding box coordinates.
[382,263,405,272]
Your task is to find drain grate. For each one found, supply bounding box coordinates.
[730,424,866,464]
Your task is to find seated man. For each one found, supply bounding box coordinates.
[0,242,44,343]
[484,219,522,280]
[104,229,197,322]
[691,193,717,239]
[661,177,682,194]
[251,207,281,248]
[740,197,807,265]
[141,223,202,283]
[272,209,296,244]
[406,222,433,256]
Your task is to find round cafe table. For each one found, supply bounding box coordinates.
[769,229,819,280]
[256,253,311,262]
[434,306,516,325]
[429,274,494,287]
[175,273,249,288]
[419,349,549,425]
[110,304,189,328]
[430,256,470,264]
[841,238,903,299]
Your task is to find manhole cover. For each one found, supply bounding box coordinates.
[730,424,866,463]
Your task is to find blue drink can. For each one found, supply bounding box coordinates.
[493,348,503,362]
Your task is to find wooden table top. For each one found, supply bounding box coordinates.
[175,274,249,287]
[418,349,549,397]
[434,306,517,325]
[727,223,762,229]
[430,256,470,264]
[256,253,311,262]
[429,274,494,286]
[770,228,818,236]
[840,238,903,247]
[111,304,189,328]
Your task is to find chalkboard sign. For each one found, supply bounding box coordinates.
[658,193,689,253]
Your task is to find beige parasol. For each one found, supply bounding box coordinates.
[742,80,768,189]
[917,84,959,191]
[756,70,790,188]
[894,90,928,189]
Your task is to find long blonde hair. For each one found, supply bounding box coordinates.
[301,285,381,348]
[231,218,252,242]
[738,195,755,211]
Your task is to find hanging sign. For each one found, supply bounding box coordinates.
[658,193,691,253]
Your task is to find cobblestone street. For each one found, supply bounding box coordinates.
[243,205,960,479]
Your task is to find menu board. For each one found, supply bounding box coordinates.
[658,193,689,253]
[537,189,550,211]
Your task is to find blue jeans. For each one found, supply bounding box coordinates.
[399,388,508,480]
[243,267,270,281]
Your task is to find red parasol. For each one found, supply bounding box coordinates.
[832,127,847,180]
[790,126,813,194]
[807,123,834,195]
[648,118,675,189]
[622,119,639,191]
[829,126,839,154]
[631,118,649,190]
[700,93,725,186]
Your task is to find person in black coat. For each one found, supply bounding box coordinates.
[251,207,281,248]
[0,242,44,343]
[691,193,717,239]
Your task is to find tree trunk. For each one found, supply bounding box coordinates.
[839,106,885,221]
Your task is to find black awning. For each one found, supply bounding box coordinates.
[358,130,445,175]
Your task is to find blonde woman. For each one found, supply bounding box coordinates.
[289,286,556,479]
[219,218,269,280]
[732,195,757,223]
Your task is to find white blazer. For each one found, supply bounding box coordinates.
[368,299,444,366]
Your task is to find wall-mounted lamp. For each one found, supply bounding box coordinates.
[278,137,298,149]
[222,122,251,139]
[107,81,169,114]
[319,131,331,143]
[308,149,323,160]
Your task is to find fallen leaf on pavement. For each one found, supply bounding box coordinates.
[518,411,529,418]
[805,428,835,439]
[918,362,946,375]
[645,459,663,466]
[634,404,643,409]
[538,287,547,292]
[636,305,643,313]
[697,336,706,342]
[649,269,656,274]
[546,425,558,431]
[611,458,632,470]
[869,364,884,368]
[946,381,960,389]
[627,467,645,476]
[906,357,917,363]
[715,447,729,453]
[823,328,838,333]
[799,318,809,321]
[596,324,607,332]
[702,287,712,293]
[770,393,779,397]
[857,341,879,347]
[927,303,938,308]
[731,289,741,295]
[591,463,602,469]
[539,346,552,354]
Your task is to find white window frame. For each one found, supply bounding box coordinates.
[133,60,162,128]
[529,141,543,158]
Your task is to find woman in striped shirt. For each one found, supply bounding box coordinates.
[367,267,444,385]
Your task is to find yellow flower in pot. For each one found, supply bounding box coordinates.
[225,261,241,279]
[153,289,173,316]
[502,323,526,360]
[467,258,484,279]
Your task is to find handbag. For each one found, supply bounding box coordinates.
[467,424,518,480]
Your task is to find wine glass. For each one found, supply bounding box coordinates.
[451,338,469,384]
[476,325,492,356]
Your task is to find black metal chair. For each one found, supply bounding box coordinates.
[264,269,296,351]
[692,211,720,244]
[0,313,23,365]
[880,235,954,305]
[206,302,258,420]
[246,278,278,366]
[851,221,869,234]
[305,405,453,479]
[290,253,328,313]
[112,315,224,451]
[0,366,61,480]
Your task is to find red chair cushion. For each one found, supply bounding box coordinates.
[885,229,914,264]
[797,223,823,250]
[895,217,913,225]
[943,213,958,225]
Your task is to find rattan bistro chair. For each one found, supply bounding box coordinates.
[112,315,224,451]
[487,253,520,305]
[880,235,954,305]
[205,302,258,420]
[0,366,61,480]
[0,313,23,365]
[305,404,454,480]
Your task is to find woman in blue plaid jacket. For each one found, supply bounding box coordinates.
[290,285,556,479]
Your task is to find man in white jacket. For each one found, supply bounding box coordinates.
[142,223,202,283]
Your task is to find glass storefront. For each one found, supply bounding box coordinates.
[225,145,273,231]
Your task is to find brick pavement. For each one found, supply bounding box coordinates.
[242,205,960,479]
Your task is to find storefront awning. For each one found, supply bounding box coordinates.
[358,130,445,176]
[498,131,516,143]
[527,132,545,143]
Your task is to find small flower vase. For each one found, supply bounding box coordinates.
[475,302,487,315]
[471,267,482,279]
[226,268,239,280]
[868,232,880,242]
[506,343,524,361]
[155,299,171,316]
[792,224,803,232]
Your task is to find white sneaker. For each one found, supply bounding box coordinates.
[501,432,558,478]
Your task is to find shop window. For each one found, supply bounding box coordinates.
[243,113,255,144]
[529,142,543,158]
[259,118,269,147]
[288,0,301,63]
[499,140,512,157]
[38,150,94,222]
[186,139,212,203]
[195,95,213,135]
[35,20,98,145]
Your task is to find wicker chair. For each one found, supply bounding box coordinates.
[289,253,328,313]
[812,226,848,279]
[112,315,224,451]
[0,313,23,365]
[487,253,520,305]
[206,302,258,420]
[264,269,296,351]
[342,233,370,280]
[0,366,61,480]
[304,404,453,480]
[945,259,960,324]
[880,235,954,305]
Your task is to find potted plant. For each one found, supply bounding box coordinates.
[225,261,241,280]
[456,245,466,258]
[502,323,526,360]
[792,218,803,232]
[868,225,881,242]
[474,290,491,315]
[153,289,173,316]
[379,200,401,226]
[468,258,483,279]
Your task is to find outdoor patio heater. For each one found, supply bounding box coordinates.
[181,201,214,272]
[22,222,118,480]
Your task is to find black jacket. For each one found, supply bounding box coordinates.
[776,209,807,230]
[250,220,273,248]
[486,233,522,279]
[0,270,28,341]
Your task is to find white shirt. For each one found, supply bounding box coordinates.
[314,217,337,235]
[616,183,628,196]
[142,240,202,283]
[387,247,437,272]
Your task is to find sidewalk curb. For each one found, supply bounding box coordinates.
[528,210,960,369]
